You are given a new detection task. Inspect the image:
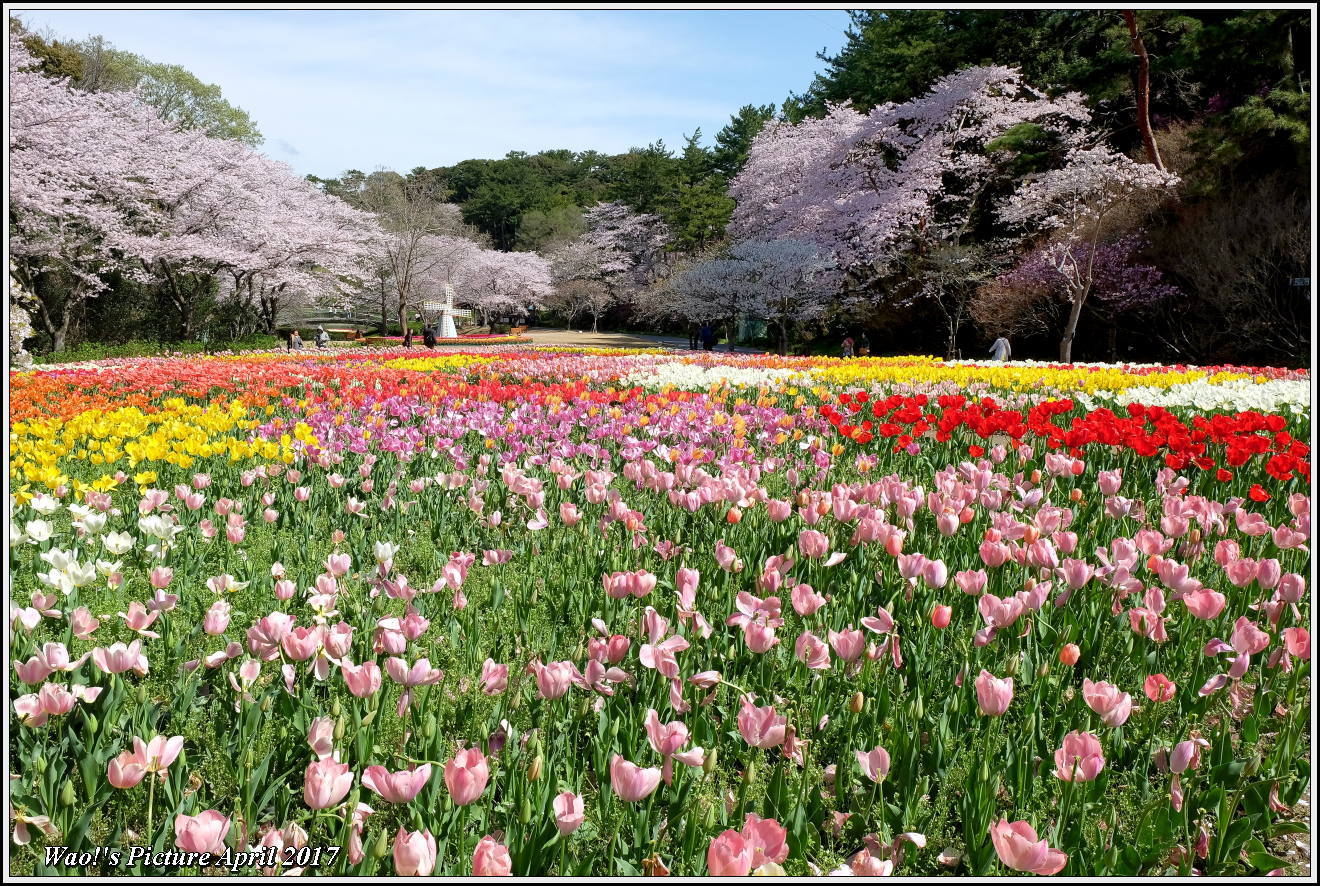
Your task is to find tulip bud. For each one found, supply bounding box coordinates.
[261,695,274,712]
[60,780,77,806]
[1059,643,1081,666]
[849,691,865,714]
[913,696,924,720]
[334,717,346,742]
[33,755,47,774]
[744,758,757,784]
[703,748,718,775]
[1004,655,1020,677]
[527,753,543,782]
[370,829,389,859]
[361,708,377,727]
[702,799,717,830]
[137,685,149,704]
[726,507,742,524]
[1037,662,1050,678]
[421,716,436,741]
[84,712,99,736]
[1029,469,1042,485]
[244,747,255,770]
[331,698,342,718]
[519,795,532,824]
[1069,488,1082,503]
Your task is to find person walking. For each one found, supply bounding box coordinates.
[289,329,303,351]
[841,334,855,359]
[989,332,1011,362]
[315,326,330,349]
[700,323,715,352]
[688,325,698,351]
[857,332,871,357]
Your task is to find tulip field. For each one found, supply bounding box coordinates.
[7,347,1312,876]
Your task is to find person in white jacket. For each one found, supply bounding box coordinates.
[989,333,1011,362]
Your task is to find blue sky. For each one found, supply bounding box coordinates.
[13,8,851,178]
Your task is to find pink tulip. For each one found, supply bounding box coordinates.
[553,791,585,835]
[472,835,512,876]
[609,754,662,802]
[393,828,437,876]
[1082,679,1133,727]
[174,810,231,854]
[707,830,753,876]
[923,558,949,589]
[363,764,431,804]
[975,669,1013,716]
[203,601,231,636]
[989,818,1067,875]
[444,747,490,806]
[528,659,577,699]
[797,529,830,559]
[742,813,789,868]
[1144,674,1176,703]
[1054,731,1104,781]
[931,604,952,629]
[955,568,987,595]
[107,751,146,789]
[303,759,354,810]
[743,621,779,654]
[480,659,508,695]
[135,734,185,772]
[856,746,891,783]
[308,717,335,760]
[1230,616,1271,656]
[324,553,351,577]
[828,627,866,662]
[92,640,149,676]
[1170,738,1208,774]
[71,606,100,639]
[737,698,787,748]
[1182,587,1227,620]
[342,661,382,698]
[385,657,443,687]
[790,582,826,616]
[795,631,831,670]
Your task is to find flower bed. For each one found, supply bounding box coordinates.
[7,351,1310,876]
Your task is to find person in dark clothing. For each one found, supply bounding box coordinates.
[423,325,437,349]
[857,333,871,357]
[688,325,698,350]
[699,323,715,351]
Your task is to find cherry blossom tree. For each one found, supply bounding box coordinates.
[579,202,673,291]
[455,249,552,325]
[730,66,1095,308]
[10,33,384,347]
[546,239,627,332]
[976,234,1180,360]
[998,147,1180,360]
[655,239,836,354]
[8,263,38,370]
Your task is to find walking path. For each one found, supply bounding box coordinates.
[523,327,765,353]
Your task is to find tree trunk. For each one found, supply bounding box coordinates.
[592,313,599,333]
[1058,286,1090,363]
[725,322,735,352]
[397,302,412,347]
[34,289,76,353]
[1123,11,1164,170]
[779,321,788,357]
